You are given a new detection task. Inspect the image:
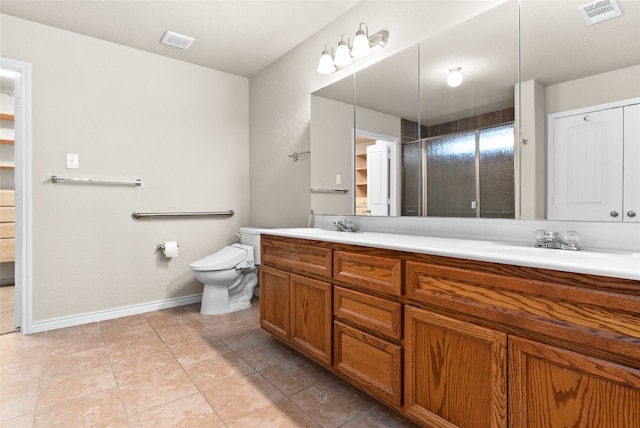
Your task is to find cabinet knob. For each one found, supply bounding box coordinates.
[610,210,619,217]
[627,210,637,218]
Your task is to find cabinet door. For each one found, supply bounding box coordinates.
[509,336,640,428]
[290,273,332,365]
[549,107,624,221]
[404,306,507,428]
[334,321,402,407]
[259,265,291,342]
[623,104,640,222]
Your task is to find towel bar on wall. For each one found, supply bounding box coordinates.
[310,188,349,194]
[288,150,310,161]
[131,210,235,219]
[51,175,142,186]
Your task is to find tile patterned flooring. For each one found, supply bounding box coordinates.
[0,286,17,335]
[0,300,417,427]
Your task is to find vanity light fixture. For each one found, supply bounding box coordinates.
[447,66,464,87]
[316,23,389,74]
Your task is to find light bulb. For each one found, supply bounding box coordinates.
[447,67,463,87]
[317,50,336,74]
[333,39,352,67]
[352,29,371,58]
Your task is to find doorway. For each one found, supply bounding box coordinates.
[1,72,16,334]
[353,130,399,216]
[0,58,32,334]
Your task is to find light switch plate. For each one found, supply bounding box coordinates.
[66,153,79,169]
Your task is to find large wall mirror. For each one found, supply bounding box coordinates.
[310,0,640,221]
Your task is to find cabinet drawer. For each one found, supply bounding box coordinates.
[334,286,402,341]
[334,251,402,297]
[334,321,402,407]
[262,236,332,278]
[405,260,640,369]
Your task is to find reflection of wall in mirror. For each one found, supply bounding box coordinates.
[310,94,401,216]
[310,95,353,216]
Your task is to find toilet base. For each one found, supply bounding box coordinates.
[200,271,258,315]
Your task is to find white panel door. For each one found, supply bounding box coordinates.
[367,141,389,216]
[623,104,640,222]
[549,107,624,221]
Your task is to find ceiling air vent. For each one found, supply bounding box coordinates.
[578,0,622,25]
[160,31,195,50]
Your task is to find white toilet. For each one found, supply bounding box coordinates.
[190,227,262,315]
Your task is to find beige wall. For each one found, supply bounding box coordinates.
[1,14,249,322]
[546,65,640,114]
[249,1,503,228]
[309,96,402,216]
[310,95,353,215]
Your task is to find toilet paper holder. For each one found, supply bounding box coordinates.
[156,242,179,251]
[156,242,180,254]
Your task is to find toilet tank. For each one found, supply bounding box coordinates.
[238,227,263,265]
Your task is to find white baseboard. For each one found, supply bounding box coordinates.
[31,294,202,333]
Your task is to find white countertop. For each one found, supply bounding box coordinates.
[261,228,640,281]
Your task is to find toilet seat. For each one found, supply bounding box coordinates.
[190,244,249,271]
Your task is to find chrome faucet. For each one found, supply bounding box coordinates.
[333,219,356,232]
[535,230,580,251]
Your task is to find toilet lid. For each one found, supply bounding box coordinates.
[190,245,248,271]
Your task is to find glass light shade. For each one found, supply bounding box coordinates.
[447,67,463,87]
[317,51,336,74]
[333,41,352,67]
[352,31,371,58]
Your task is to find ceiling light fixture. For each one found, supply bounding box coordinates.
[317,23,389,75]
[447,66,464,87]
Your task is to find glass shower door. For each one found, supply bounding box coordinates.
[426,131,477,217]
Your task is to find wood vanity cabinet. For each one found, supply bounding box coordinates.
[260,234,640,428]
[259,236,333,365]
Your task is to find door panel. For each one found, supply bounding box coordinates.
[367,140,389,216]
[623,104,640,222]
[509,336,640,428]
[549,107,624,221]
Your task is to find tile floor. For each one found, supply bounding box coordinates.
[0,300,417,427]
[0,286,17,335]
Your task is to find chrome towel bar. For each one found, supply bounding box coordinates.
[310,188,349,194]
[288,150,310,161]
[51,175,142,186]
[131,210,235,219]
